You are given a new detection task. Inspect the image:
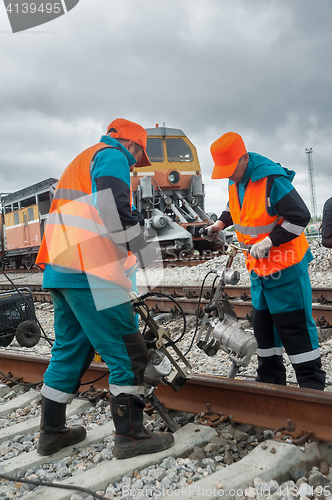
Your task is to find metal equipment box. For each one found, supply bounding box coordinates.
[0,288,40,347]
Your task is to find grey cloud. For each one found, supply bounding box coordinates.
[0,0,331,215]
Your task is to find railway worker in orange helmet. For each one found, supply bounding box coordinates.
[35,118,174,458]
[205,132,325,391]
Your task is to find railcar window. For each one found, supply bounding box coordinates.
[146,138,164,162]
[38,191,52,214]
[28,207,34,221]
[21,196,35,208]
[166,138,193,162]
[14,212,19,225]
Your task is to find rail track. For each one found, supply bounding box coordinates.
[2,281,331,442]
[1,283,332,325]
[1,256,217,273]
[2,283,332,304]
[1,268,332,498]
[0,362,330,500]
[1,350,332,443]
[2,267,43,273]
[1,383,312,500]
[1,348,332,497]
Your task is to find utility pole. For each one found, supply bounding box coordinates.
[305,147,317,223]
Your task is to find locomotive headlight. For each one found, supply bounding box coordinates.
[168,171,180,184]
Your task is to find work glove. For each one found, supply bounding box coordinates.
[136,244,157,269]
[250,237,273,259]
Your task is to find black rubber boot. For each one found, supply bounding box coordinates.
[292,358,326,390]
[37,396,86,456]
[111,394,174,459]
[256,355,287,385]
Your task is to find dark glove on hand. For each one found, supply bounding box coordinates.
[136,244,157,269]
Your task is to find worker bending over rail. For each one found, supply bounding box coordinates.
[206,132,325,391]
[35,118,174,457]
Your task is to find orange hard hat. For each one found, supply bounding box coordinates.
[107,118,151,167]
[210,132,246,179]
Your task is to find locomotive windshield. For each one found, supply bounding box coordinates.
[166,138,193,162]
[146,137,164,162]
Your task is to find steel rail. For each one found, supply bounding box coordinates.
[1,351,332,442]
[1,284,332,322]
[1,283,332,304]
[155,375,332,443]
[2,268,42,273]
[137,285,332,304]
[142,296,332,323]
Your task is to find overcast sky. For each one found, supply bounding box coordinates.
[1,0,331,218]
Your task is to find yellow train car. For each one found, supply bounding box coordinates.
[4,204,40,251]
[1,178,57,269]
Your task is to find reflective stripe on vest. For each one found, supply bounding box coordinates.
[54,188,88,201]
[233,220,280,236]
[36,142,134,289]
[47,212,141,245]
[229,177,308,276]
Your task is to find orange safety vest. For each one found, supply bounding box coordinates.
[36,142,137,289]
[229,178,308,276]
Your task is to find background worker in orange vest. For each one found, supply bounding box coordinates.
[205,132,325,391]
[35,118,174,458]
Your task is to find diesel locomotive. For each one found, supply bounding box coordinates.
[132,125,226,257]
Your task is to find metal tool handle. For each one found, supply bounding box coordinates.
[226,242,250,254]
[199,226,214,242]
[261,248,270,258]
[226,242,270,258]
[199,226,225,244]
[147,393,180,433]
[199,227,209,237]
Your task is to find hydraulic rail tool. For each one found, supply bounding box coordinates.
[197,227,258,378]
[128,263,193,431]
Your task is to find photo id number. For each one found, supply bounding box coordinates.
[6,3,61,14]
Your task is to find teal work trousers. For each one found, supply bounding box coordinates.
[251,271,325,390]
[42,287,148,403]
